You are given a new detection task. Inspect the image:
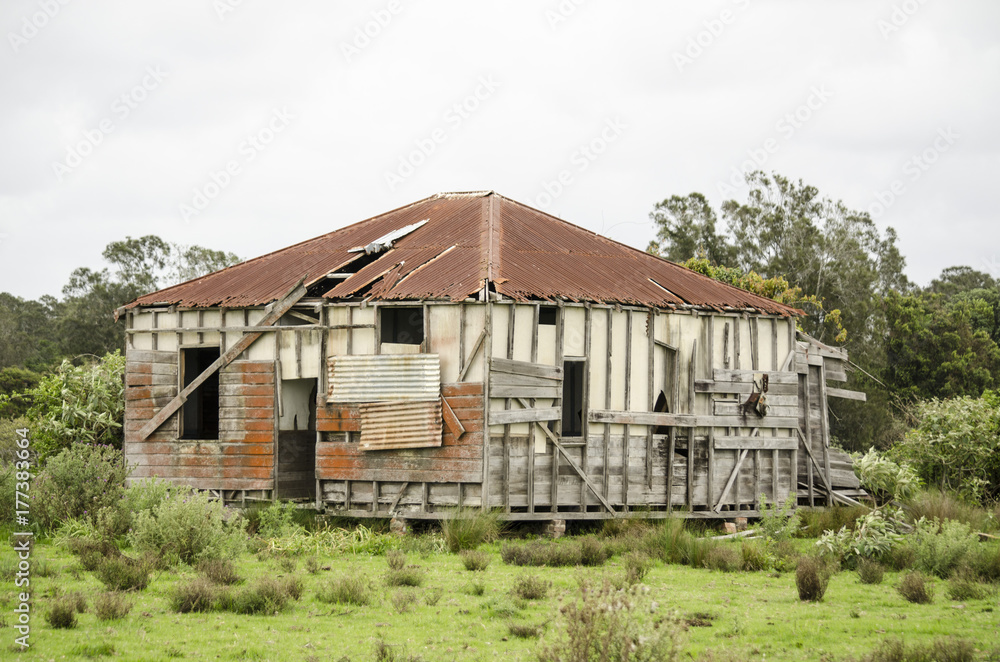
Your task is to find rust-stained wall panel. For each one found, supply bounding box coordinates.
[327,354,441,403]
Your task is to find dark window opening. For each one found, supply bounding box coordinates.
[561,359,586,438]
[539,307,557,326]
[380,306,424,345]
[180,347,220,440]
[653,390,670,435]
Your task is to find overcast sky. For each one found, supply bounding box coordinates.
[2,1,998,301]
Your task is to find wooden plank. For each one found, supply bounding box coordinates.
[687,338,696,512]
[589,410,800,429]
[552,303,563,511]
[646,310,654,489]
[826,366,848,382]
[712,401,799,418]
[441,396,466,438]
[707,427,715,510]
[714,448,749,512]
[827,387,866,401]
[136,280,306,441]
[490,357,562,381]
[623,310,632,508]
[819,363,832,506]
[490,369,560,389]
[722,322,730,369]
[490,384,561,399]
[711,369,798,384]
[750,317,759,370]
[582,304,592,506]
[734,317,741,369]
[459,328,487,382]
[653,338,677,352]
[695,380,798,396]
[489,407,561,425]
[715,435,798,450]
[603,309,613,500]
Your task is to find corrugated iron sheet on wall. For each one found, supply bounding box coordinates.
[358,400,442,450]
[327,354,441,403]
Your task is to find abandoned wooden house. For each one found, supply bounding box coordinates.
[121,190,865,521]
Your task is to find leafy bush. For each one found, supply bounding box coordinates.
[857,558,885,585]
[897,571,933,604]
[537,579,684,662]
[854,449,922,505]
[893,391,1000,503]
[316,573,374,606]
[460,549,491,571]
[93,592,132,621]
[171,577,219,613]
[197,558,242,585]
[219,577,301,614]
[910,517,979,578]
[816,508,903,568]
[46,597,78,629]
[254,500,304,538]
[20,352,126,460]
[31,443,130,532]
[905,489,995,533]
[967,543,1000,582]
[884,544,916,572]
[704,545,742,572]
[65,536,121,571]
[795,556,832,602]
[511,574,550,600]
[757,493,799,541]
[95,555,151,592]
[481,594,522,619]
[440,507,502,552]
[128,489,246,565]
[0,368,42,418]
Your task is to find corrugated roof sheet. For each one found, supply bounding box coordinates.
[358,400,443,451]
[125,191,801,316]
[327,354,441,403]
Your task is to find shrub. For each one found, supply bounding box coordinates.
[386,549,407,571]
[65,536,120,571]
[461,549,491,571]
[95,556,151,592]
[507,621,544,639]
[537,579,684,662]
[67,591,87,613]
[31,443,130,532]
[171,577,220,613]
[254,500,304,538]
[897,571,933,604]
[220,577,301,614]
[20,352,126,460]
[967,543,1000,582]
[854,448,922,505]
[466,579,486,596]
[93,592,132,621]
[512,574,550,600]
[305,556,320,574]
[642,518,690,564]
[424,587,443,606]
[740,539,773,572]
[796,556,831,602]
[816,508,902,568]
[946,567,991,601]
[128,489,246,565]
[757,493,799,541]
[905,489,993,532]
[481,595,522,619]
[197,558,242,585]
[316,573,373,606]
[893,392,1000,503]
[860,637,977,662]
[579,536,612,566]
[500,540,613,568]
[386,566,425,587]
[46,597,78,629]
[857,558,885,585]
[704,545,742,572]
[910,517,979,578]
[797,505,868,539]
[390,589,417,614]
[623,552,651,585]
[440,507,502,552]
[884,544,916,572]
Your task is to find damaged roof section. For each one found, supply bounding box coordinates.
[125,191,801,317]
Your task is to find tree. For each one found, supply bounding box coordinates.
[0,293,62,370]
[647,193,735,265]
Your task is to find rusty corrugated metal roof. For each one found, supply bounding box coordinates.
[126,191,801,316]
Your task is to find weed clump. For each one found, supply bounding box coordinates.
[171,577,219,613]
[45,597,78,629]
[623,552,651,585]
[385,566,425,587]
[704,545,742,572]
[857,558,885,585]
[95,555,152,592]
[93,592,133,621]
[441,507,502,552]
[946,567,991,601]
[221,576,302,614]
[507,621,544,639]
[897,571,934,604]
[390,589,417,614]
[512,574,550,600]
[911,518,979,578]
[537,579,683,662]
[500,538,612,568]
[197,557,242,585]
[740,539,773,572]
[795,556,832,602]
[460,549,491,571]
[386,549,407,571]
[859,636,976,662]
[316,574,374,606]
[128,489,246,566]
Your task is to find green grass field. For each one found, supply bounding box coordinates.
[2,533,998,662]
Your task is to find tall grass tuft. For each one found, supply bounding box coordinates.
[796,556,831,602]
[905,489,994,532]
[440,507,502,552]
[316,574,374,606]
[460,549,491,571]
[860,637,976,662]
[857,558,885,585]
[897,571,933,604]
